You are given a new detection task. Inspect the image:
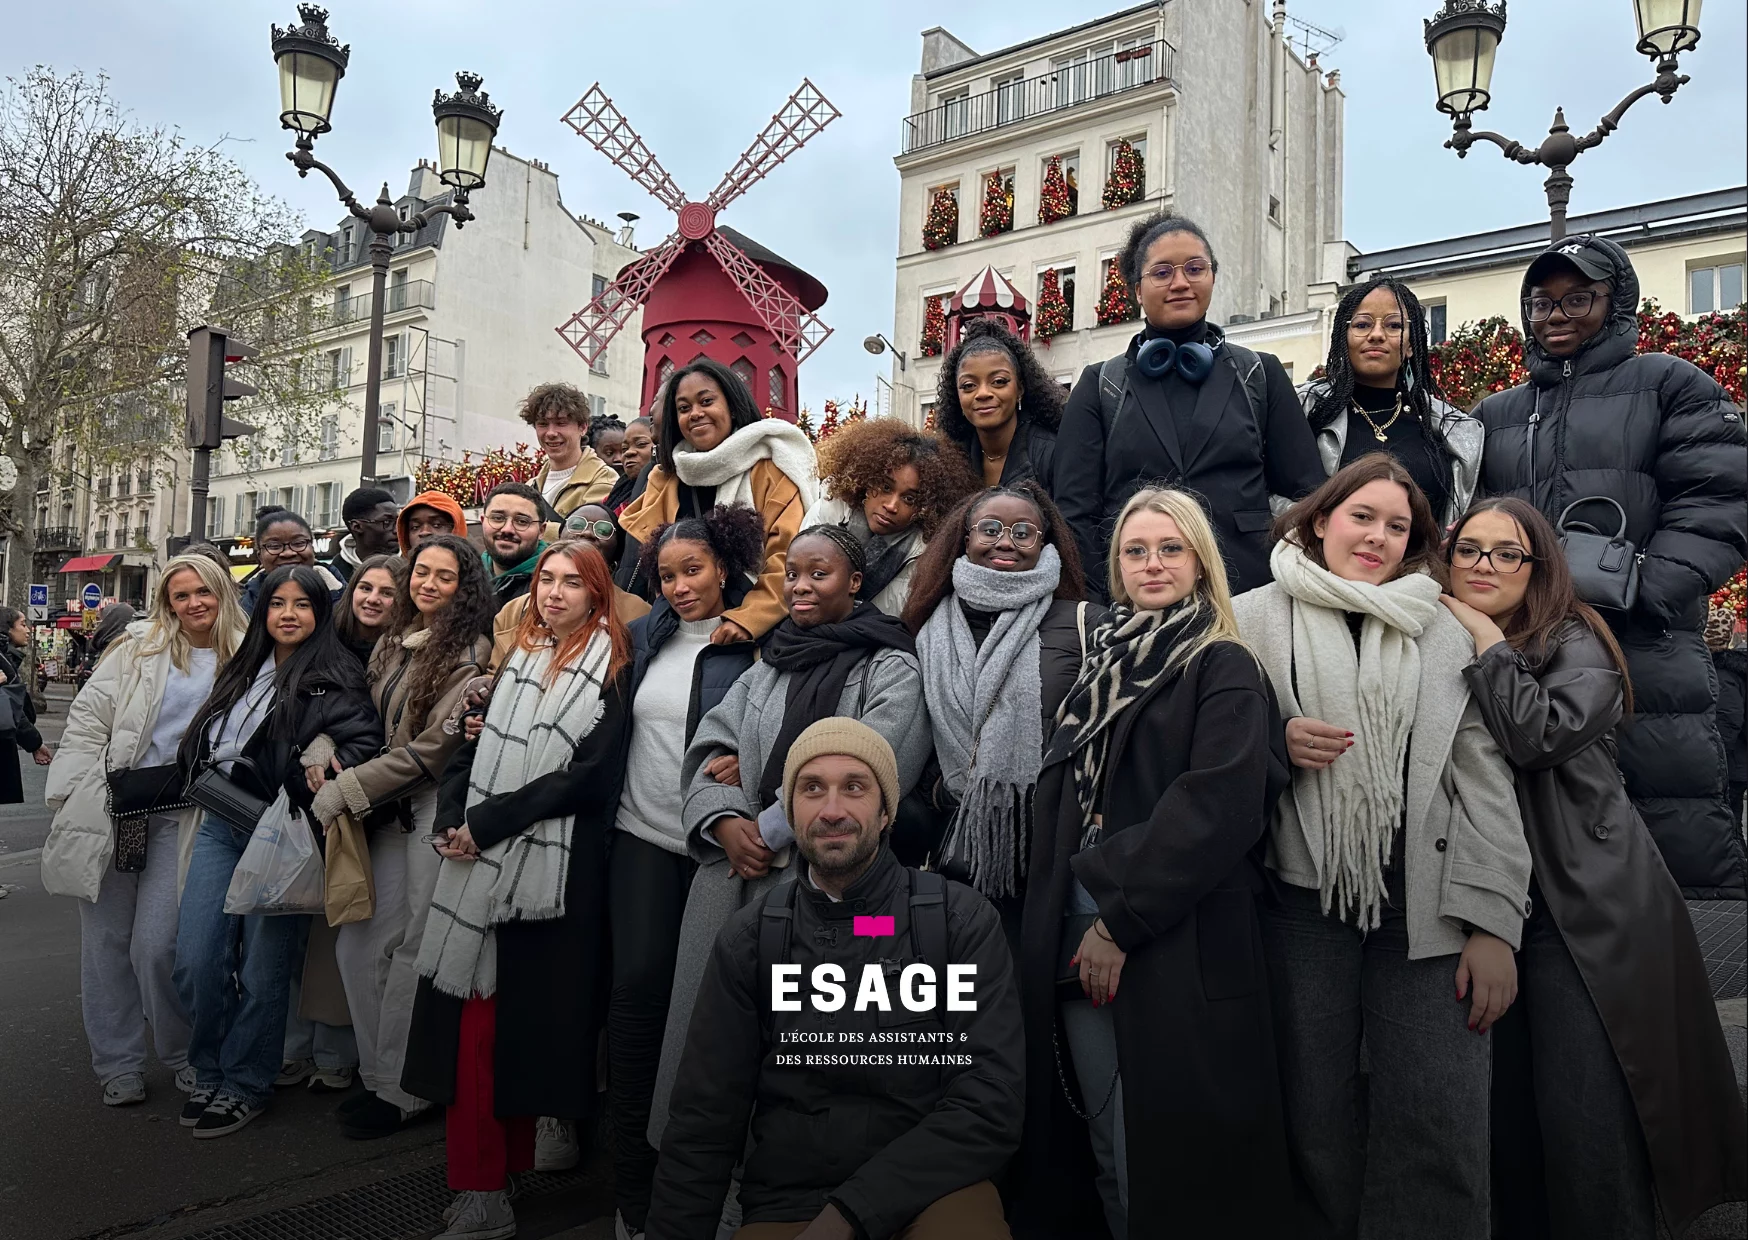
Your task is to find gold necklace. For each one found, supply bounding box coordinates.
[1351,393,1403,442]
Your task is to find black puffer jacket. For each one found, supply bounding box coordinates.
[1473,235,1748,898]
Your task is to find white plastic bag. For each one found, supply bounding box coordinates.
[224,789,325,915]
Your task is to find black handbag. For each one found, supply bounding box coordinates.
[105,763,193,873]
[186,756,273,831]
[1557,497,1641,613]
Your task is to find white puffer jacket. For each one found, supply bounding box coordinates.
[42,621,200,902]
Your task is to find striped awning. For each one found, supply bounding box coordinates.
[950,265,1028,315]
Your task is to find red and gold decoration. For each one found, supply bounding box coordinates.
[1637,300,1746,405]
[922,187,959,251]
[978,171,1014,238]
[1426,315,1529,412]
[415,444,544,507]
[1711,565,1746,626]
[790,397,869,445]
[1102,139,1144,210]
[920,294,948,357]
[1039,156,1073,225]
[1035,268,1071,339]
[1095,260,1138,327]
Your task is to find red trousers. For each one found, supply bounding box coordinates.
[447,996,535,1191]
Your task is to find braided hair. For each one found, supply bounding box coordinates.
[1310,276,1447,443]
[793,523,866,576]
[933,318,1063,458]
[588,413,626,449]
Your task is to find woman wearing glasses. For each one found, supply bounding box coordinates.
[1473,235,1748,903]
[239,509,345,612]
[1055,210,1325,602]
[1440,497,1746,1237]
[1299,276,1481,527]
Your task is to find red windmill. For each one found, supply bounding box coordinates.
[556,81,840,419]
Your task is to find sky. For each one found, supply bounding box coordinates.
[13,1,1746,409]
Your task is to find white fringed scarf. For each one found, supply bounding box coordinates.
[672,419,818,513]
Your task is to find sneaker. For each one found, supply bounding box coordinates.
[438,1189,515,1239]
[192,1094,260,1139]
[614,1209,646,1240]
[336,1090,375,1118]
[179,1088,215,1127]
[308,1065,354,1093]
[274,1058,316,1088]
[173,1065,199,1094]
[341,1093,406,1140]
[102,1072,146,1107]
[534,1116,579,1171]
[444,1174,521,1225]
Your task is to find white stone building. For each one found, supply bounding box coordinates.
[887,0,1347,423]
[201,146,643,546]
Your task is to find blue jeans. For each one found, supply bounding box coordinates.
[173,813,304,1107]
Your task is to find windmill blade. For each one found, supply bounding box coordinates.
[702,230,833,364]
[705,79,842,215]
[555,232,686,366]
[561,85,687,213]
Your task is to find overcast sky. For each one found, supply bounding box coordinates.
[15,1,1746,408]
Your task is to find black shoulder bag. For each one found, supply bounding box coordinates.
[105,764,194,872]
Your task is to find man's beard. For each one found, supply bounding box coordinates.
[488,540,534,569]
[798,823,882,880]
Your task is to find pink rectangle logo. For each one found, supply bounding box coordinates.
[853,915,895,937]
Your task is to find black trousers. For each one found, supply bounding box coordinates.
[607,831,696,1230]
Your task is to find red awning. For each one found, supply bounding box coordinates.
[950,265,1028,315]
[54,615,84,629]
[58,554,119,573]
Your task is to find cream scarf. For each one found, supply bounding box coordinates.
[1270,539,1441,929]
[672,419,818,513]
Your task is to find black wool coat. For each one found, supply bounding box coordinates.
[1020,639,1294,1237]
[400,676,631,1119]
[1473,235,1748,897]
[958,418,1058,495]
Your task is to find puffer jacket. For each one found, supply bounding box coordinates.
[1473,234,1748,898]
[42,621,199,902]
[1297,380,1483,527]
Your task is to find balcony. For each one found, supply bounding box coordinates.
[34,526,81,553]
[902,40,1175,155]
[327,280,435,329]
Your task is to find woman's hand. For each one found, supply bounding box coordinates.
[33,745,52,766]
[1440,594,1507,656]
[304,764,328,794]
[1286,716,1352,770]
[704,754,742,788]
[1455,930,1517,1033]
[435,825,480,860]
[463,712,485,742]
[1072,919,1127,1006]
[710,619,751,646]
[717,816,774,880]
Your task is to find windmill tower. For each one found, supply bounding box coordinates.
[556,82,839,419]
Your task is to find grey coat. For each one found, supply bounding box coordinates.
[649,646,932,1150]
[1297,380,1483,528]
[1233,582,1531,959]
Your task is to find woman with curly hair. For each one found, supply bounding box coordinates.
[935,317,1064,492]
[304,533,496,1140]
[803,418,978,617]
[1055,209,1325,600]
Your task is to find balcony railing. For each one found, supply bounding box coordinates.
[902,40,1175,154]
[327,280,435,328]
[34,526,81,552]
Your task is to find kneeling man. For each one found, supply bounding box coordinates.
[649,718,1022,1240]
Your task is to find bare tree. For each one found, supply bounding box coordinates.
[0,66,330,605]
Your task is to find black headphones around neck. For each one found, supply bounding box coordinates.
[1135,335,1219,385]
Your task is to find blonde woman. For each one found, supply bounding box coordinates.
[1019,489,1293,1237]
[42,554,246,1107]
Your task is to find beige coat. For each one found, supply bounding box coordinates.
[533,447,619,520]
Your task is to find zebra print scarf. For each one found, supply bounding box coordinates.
[1044,597,1208,848]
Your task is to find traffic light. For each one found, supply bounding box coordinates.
[186,324,261,450]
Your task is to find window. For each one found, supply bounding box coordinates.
[96,517,109,547]
[1268,195,1281,224]
[333,284,352,324]
[768,367,786,411]
[731,359,755,392]
[116,470,131,497]
[378,403,398,453]
[1690,262,1745,315]
[136,468,152,494]
[384,332,404,379]
[136,508,150,542]
[276,487,297,513]
[920,399,937,428]
[319,414,338,461]
[1111,33,1153,90]
[389,268,409,311]
[592,274,609,300]
[116,515,129,546]
[1041,151,1080,221]
[207,497,225,541]
[1428,302,1449,345]
[327,347,351,389]
[1053,48,1092,108]
[590,393,608,421]
[341,224,356,254]
[993,71,1025,125]
[36,506,47,529]
[940,89,970,140]
[235,493,254,537]
[1036,263,1076,336]
[1108,134,1147,171]
[314,482,338,528]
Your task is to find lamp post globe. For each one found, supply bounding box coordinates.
[270,4,349,140]
[1634,0,1703,58]
[433,72,502,193]
[1424,0,1507,118]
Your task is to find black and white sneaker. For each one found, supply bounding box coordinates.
[180,1088,215,1127]
[192,1094,260,1139]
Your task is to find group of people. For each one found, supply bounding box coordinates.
[33,208,1747,1240]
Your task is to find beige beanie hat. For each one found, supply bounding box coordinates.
[782,717,901,824]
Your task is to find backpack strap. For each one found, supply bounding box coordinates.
[1223,341,1268,445]
[758,878,800,1024]
[908,868,949,981]
[1096,355,1130,436]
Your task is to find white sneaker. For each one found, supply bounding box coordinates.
[533,1116,579,1171]
[173,1065,199,1093]
[308,1065,354,1093]
[444,1174,520,1225]
[274,1058,316,1088]
[614,1209,646,1240]
[102,1072,146,1107]
[438,1190,516,1239]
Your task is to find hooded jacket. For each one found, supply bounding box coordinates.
[395,491,470,553]
[1472,235,1748,898]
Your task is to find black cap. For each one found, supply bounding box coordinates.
[1526,236,1617,287]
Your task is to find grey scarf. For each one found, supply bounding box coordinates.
[916,546,1060,897]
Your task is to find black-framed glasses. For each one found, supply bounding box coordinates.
[1523,290,1607,322]
[566,519,616,540]
[1141,260,1213,284]
[1450,542,1535,573]
[262,536,313,554]
[969,518,1042,548]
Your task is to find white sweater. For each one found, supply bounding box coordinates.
[614,617,722,854]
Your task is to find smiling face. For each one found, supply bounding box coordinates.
[784,536,860,628]
[1449,509,1534,622]
[533,408,583,470]
[350,566,397,631]
[674,373,734,452]
[482,494,543,569]
[535,550,594,639]
[409,546,461,618]
[258,519,315,572]
[1313,479,1415,585]
[955,348,1020,436]
[1136,229,1216,330]
[1529,267,1611,358]
[1347,286,1408,387]
[658,537,727,622]
[620,422,655,478]
[266,580,316,653]
[863,463,923,537]
[166,567,218,639]
[792,753,888,881]
[965,493,1045,573]
[1116,509,1200,610]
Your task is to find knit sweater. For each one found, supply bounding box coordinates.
[615,616,723,854]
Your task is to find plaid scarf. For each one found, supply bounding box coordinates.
[416,628,611,999]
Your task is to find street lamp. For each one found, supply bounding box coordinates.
[1424,0,1702,241]
[863,333,907,371]
[270,5,503,484]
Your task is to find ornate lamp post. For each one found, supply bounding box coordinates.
[1424,0,1704,241]
[270,5,503,484]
